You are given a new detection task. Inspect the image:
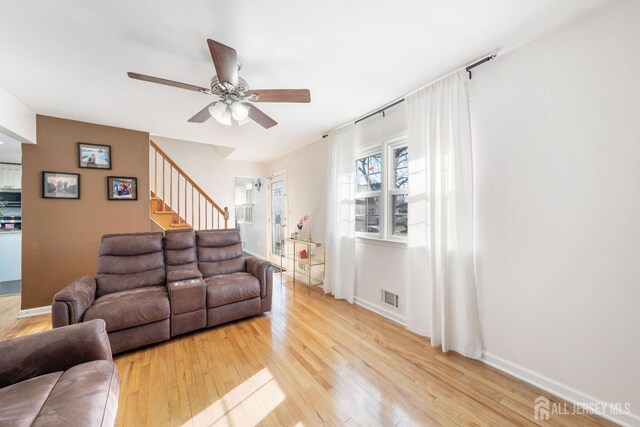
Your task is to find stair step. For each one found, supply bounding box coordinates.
[170,223,191,228]
[154,210,174,214]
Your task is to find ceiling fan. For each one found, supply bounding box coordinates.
[127,39,310,129]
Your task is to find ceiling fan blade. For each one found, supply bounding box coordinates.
[207,39,238,87]
[188,102,216,123]
[246,104,277,129]
[247,89,311,103]
[127,72,210,93]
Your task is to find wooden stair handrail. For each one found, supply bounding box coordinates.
[149,139,229,227]
[149,139,229,220]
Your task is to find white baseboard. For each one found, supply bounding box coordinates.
[482,352,639,426]
[350,297,637,426]
[353,296,406,326]
[17,305,51,318]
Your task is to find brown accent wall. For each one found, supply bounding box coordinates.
[21,115,150,309]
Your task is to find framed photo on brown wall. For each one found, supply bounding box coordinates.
[42,171,80,199]
[78,142,111,169]
[107,176,137,200]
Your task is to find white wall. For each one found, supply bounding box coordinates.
[353,103,410,321]
[472,0,640,422]
[152,136,266,228]
[0,232,21,282]
[267,138,328,248]
[265,2,639,422]
[235,176,268,258]
[0,85,36,144]
[267,103,411,320]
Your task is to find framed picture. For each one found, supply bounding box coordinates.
[78,142,111,169]
[42,171,80,199]
[107,176,137,201]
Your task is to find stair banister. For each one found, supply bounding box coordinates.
[149,139,229,230]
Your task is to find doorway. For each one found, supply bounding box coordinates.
[268,171,287,266]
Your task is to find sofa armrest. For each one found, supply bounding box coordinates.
[245,256,273,299]
[52,276,97,327]
[167,269,203,283]
[0,319,113,389]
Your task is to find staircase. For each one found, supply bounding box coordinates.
[149,140,229,230]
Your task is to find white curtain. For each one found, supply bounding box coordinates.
[406,70,482,358]
[324,124,356,303]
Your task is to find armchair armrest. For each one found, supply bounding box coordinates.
[167,269,203,283]
[0,319,113,389]
[245,256,273,299]
[52,276,97,327]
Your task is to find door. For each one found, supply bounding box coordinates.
[268,172,287,265]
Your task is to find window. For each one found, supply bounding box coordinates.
[356,153,382,234]
[356,154,382,192]
[355,139,408,241]
[390,146,408,236]
[355,196,380,233]
[234,183,254,224]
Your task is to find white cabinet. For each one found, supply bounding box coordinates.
[0,163,21,189]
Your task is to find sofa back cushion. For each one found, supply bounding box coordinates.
[96,232,165,297]
[164,229,198,273]
[196,229,244,278]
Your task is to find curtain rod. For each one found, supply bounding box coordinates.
[321,53,496,139]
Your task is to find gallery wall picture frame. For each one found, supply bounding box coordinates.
[78,142,112,169]
[42,171,81,199]
[107,176,138,201]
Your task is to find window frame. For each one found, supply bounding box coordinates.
[355,135,408,243]
[235,183,254,225]
[388,140,409,241]
[355,147,383,238]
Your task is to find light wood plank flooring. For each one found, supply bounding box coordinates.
[0,276,614,426]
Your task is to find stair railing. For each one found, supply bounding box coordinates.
[150,139,229,229]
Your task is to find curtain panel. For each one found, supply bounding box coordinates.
[324,124,356,303]
[406,70,482,358]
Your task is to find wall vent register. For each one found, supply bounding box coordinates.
[381,289,399,308]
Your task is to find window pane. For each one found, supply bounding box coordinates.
[392,194,408,236]
[356,196,380,233]
[356,154,382,192]
[394,146,408,189]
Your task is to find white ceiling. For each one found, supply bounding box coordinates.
[0,0,612,162]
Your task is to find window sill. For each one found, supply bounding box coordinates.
[356,235,408,249]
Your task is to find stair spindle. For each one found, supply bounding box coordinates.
[149,140,229,231]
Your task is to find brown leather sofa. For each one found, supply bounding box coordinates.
[0,320,119,427]
[52,229,273,354]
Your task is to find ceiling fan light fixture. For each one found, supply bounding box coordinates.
[231,102,249,121]
[219,109,232,126]
[209,101,228,121]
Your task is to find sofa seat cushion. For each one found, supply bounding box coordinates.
[33,360,119,427]
[205,272,260,308]
[84,286,170,332]
[0,372,62,427]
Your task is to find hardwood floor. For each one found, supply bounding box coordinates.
[0,276,614,427]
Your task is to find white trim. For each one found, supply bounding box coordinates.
[17,305,51,318]
[243,248,269,261]
[356,235,407,249]
[266,169,288,265]
[350,298,638,425]
[354,296,406,326]
[482,352,639,427]
[150,217,164,230]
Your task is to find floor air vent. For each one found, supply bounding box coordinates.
[381,289,399,308]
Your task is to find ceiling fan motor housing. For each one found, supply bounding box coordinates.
[211,75,249,101]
